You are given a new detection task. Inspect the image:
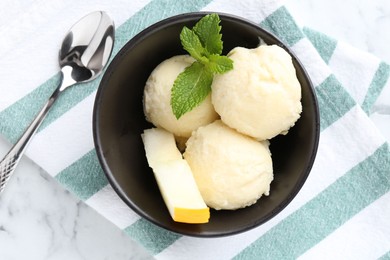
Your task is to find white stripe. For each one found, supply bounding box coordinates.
[328,41,381,106]
[0,0,151,112]
[371,73,390,113]
[25,91,96,175]
[298,106,385,202]
[86,184,141,229]
[299,191,390,260]
[290,38,332,87]
[155,106,386,260]
[202,0,282,24]
[366,33,390,147]
[370,113,390,144]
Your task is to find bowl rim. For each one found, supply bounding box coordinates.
[93,11,321,237]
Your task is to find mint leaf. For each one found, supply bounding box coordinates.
[207,54,233,74]
[171,61,213,119]
[193,13,223,55]
[171,14,233,118]
[180,27,206,62]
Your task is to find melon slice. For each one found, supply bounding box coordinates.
[141,128,210,224]
[142,128,182,167]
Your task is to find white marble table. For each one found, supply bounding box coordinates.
[1,0,389,259]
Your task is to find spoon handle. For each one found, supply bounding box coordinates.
[0,86,61,193]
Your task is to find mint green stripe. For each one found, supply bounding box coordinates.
[0,0,213,144]
[111,0,213,54]
[315,75,356,131]
[55,150,108,200]
[379,250,390,260]
[234,143,390,260]
[260,6,304,47]
[123,218,181,255]
[0,74,61,143]
[361,62,390,114]
[303,27,337,64]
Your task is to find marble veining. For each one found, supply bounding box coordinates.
[0,137,153,259]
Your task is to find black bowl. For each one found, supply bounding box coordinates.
[93,12,320,237]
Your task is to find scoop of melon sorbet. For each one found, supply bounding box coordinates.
[143,55,219,138]
[184,120,273,210]
[211,45,302,141]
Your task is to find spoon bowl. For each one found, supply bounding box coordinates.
[0,11,115,193]
[59,11,115,86]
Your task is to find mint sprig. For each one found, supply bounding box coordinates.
[171,14,233,119]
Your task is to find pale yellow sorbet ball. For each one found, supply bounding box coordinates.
[143,55,219,138]
[211,45,302,141]
[184,120,273,210]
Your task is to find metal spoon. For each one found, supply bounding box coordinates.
[0,11,115,193]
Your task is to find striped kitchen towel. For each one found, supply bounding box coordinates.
[0,0,389,259]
